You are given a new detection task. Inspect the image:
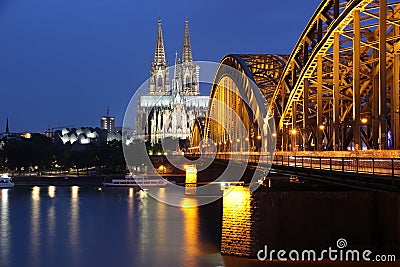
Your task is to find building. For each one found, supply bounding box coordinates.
[101,107,115,132]
[136,18,209,144]
[0,118,21,144]
[54,126,121,146]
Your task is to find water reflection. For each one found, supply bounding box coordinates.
[0,189,10,264]
[30,186,41,266]
[128,188,134,222]
[155,188,167,266]
[48,186,55,198]
[180,198,200,266]
[47,186,56,248]
[69,186,80,262]
[138,189,149,266]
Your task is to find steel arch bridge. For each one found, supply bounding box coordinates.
[199,0,400,153]
[204,54,285,154]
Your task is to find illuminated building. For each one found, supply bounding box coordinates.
[101,107,115,132]
[54,127,121,146]
[136,18,209,144]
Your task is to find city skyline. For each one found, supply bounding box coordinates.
[0,0,320,132]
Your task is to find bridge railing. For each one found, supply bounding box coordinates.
[273,155,400,180]
[185,152,400,180]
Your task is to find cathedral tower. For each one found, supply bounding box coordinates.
[180,18,199,96]
[148,18,170,95]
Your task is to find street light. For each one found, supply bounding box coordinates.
[361,117,368,124]
[319,124,325,131]
[291,129,297,135]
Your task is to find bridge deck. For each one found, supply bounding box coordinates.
[201,151,400,192]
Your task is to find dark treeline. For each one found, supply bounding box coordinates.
[0,134,126,175]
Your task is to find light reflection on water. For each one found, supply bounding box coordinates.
[0,189,10,266]
[180,198,200,266]
[30,186,41,266]
[1,186,262,267]
[69,186,80,264]
[47,186,56,248]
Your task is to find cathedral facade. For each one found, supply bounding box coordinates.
[136,18,209,144]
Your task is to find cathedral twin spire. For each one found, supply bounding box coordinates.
[148,17,198,96]
[153,18,167,67]
[182,18,192,63]
[152,17,193,66]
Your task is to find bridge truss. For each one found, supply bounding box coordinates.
[271,0,400,151]
[202,0,400,152]
[203,54,285,153]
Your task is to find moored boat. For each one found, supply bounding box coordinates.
[0,174,14,188]
[103,174,168,187]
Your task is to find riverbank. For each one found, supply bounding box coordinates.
[12,175,123,186]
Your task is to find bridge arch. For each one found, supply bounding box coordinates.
[204,54,285,154]
[270,0,400,151]
[188,117,206,153]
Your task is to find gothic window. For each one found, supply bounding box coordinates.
[157,75,163,90]
[185,75,191,88]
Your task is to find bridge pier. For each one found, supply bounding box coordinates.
[221,185,400,258]
[184,165,197,195]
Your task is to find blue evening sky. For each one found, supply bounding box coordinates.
[0,0,320,132]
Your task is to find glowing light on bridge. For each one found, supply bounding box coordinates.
[194,1,400,153]
[185,165,197,195]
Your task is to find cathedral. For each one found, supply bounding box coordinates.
[136,18,209,144]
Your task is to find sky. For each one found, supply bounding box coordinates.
[0,0,321,133]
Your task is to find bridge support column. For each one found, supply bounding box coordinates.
[353,9,361,151]
[282,125,288,151]
[393,25,400,149]
[185,165,197,195]
[373,55,380,149]
[303,78,309,151]
[333,32,341,151]
[379,0,388,149]
[317,54,323,150]
[292,101,297,151]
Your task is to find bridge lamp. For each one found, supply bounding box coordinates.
[291,129,297,135]
[361,118,368,124]
[319,124,325,131]
[256,135,262,140]
[158,165,165,173]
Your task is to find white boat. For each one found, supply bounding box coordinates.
[0,174,14,188]
[103,175,168,187]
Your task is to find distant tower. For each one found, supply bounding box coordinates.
[101,107,115,132]
[5,117,9,133]
[148,18,170,95]
[180,18,199,95]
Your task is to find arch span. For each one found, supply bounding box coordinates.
[270,0,400,151]
[204,54,285,154]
